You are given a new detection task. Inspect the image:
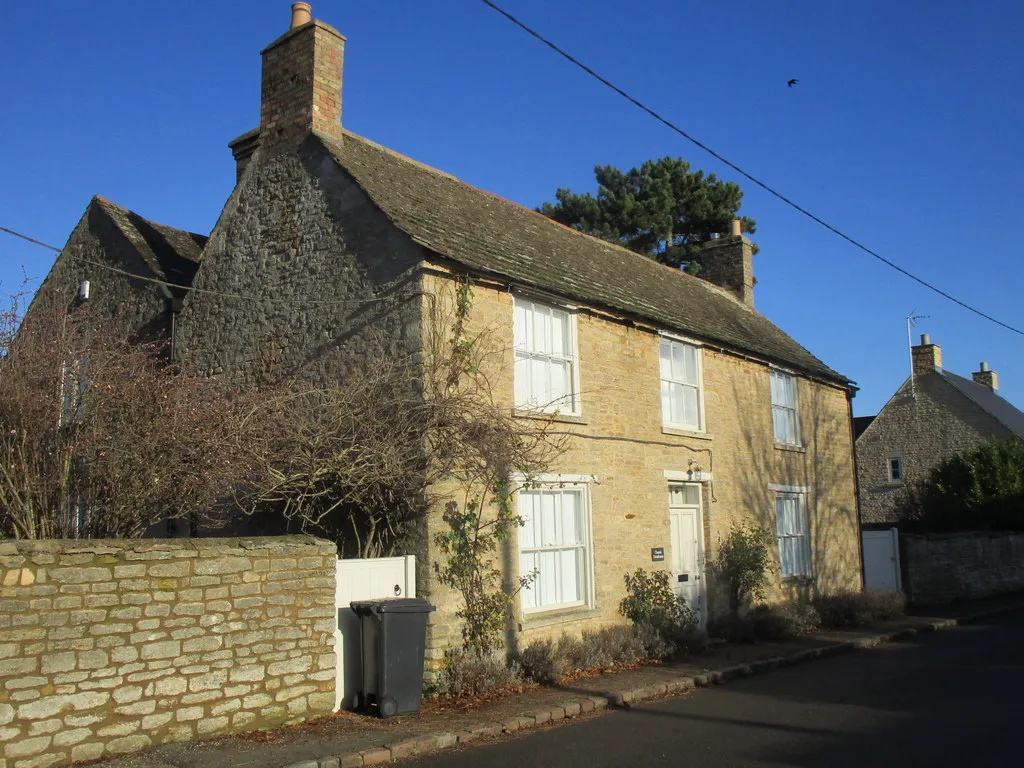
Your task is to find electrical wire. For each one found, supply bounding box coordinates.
[0,225,405,307]
[478,0,1024,337]
[1,225,60,252]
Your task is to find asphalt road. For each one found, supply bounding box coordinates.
[405,610,1024,767]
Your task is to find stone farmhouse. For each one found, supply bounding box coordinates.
[33,4,863,662]
[856,334,1024,528]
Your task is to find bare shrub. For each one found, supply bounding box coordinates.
[1,291,253,539]
[751,602,821,640]
[813,590,907,628]
[518,639,564,684]
[518,624,675,685]
[429,647,524,699]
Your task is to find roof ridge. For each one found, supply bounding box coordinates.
[318,130,847,384]
[91,195,207,241]
[334,131,758,314]
[937,369,1024,439]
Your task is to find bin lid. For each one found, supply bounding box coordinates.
[350,597,436,615]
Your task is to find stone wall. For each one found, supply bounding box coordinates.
[903,531,1024,604]
[0,535,337,768]
[26,198,178,346]
[420,271,863,666]
[174,138,424,391]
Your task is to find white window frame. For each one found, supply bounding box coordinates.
[517,483,594,616]
[774,490,811,579]
[887,455,904,484]
[58,356,88,428]
[659,334,705,432]
[513,296,580,416]
[770,368,801,447]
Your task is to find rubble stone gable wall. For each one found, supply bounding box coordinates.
[174,139,424,390]
[25,202,173,344]
[856,374,1012,525]
[0,535,337,768]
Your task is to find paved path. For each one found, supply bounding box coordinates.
[405,610,1024,767]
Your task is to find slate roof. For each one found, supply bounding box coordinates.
[319,132,848,385]
[938,370,1024,439]
[93,196,206,299]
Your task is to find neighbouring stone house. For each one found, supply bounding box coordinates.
[856,334,1024,528]
[32,4,863,665]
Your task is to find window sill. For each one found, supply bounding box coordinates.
[774,442,806,453]
[662,426,712,441]
[512,409,588,425]
[886,480,905,486]
[518,606,600,632]
[780,575,813,585]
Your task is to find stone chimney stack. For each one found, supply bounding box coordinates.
[257,3,345,155]
[700,219,754,308]
[972,361,999,391]
[911,334,942,377]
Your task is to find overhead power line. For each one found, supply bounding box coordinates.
[478,0,1024,337]
[0,225,399,308]
[0,225,60,252]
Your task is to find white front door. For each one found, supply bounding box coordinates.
[669,484,706,626]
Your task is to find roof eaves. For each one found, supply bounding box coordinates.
[313,131,850,386]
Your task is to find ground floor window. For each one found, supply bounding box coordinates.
[519,485,591,613]
[775,491,811,578]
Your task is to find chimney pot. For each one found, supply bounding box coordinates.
[920,333,930,345]
[291,2,312,28]
[730,219,742,237]
[980,361,989,371]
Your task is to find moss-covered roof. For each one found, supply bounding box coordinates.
[318,132,848,384]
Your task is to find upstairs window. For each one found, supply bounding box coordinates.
[776,492,811,578]
[887,455,904,483]
[660,338,703,431]
[513,298,579,415]
[770,370,800,446]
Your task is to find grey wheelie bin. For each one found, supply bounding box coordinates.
[350,597,435,718]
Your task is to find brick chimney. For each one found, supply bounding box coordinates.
[911,334,942,377]
[972,361,999,391]
[229,3,345,173]
[700,220,754,308]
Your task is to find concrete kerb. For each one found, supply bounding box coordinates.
[283,605,1024,768]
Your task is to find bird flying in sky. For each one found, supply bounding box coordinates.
[787,79,799,87]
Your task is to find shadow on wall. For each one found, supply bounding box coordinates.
[710,378,861,616]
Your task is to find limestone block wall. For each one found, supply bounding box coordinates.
[903,531,1024,604]
[0,536,337,768]
[419,272,862,665]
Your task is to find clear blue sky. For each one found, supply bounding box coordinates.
[2,0,1022,417]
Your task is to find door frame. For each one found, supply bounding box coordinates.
[862,527,902,592]
[668,481,708,627]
